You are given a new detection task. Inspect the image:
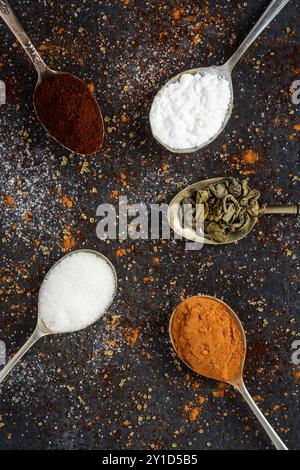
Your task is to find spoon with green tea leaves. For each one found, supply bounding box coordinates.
[168,177,299,245]
[0,1,104,155]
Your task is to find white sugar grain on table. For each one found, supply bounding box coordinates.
[39,252,116,333]
[150,72,231,150]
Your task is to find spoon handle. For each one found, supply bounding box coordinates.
[258,203,299,216]
[226,0,290,72]
[0,327,45,385]
[235,381,288,450]
[0,0,47,77]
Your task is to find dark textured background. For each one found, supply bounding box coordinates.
[0,0,299,450]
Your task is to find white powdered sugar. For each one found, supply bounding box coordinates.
[39,251,116,333]
[150,72,231,150]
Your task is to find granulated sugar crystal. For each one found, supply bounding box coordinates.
[39,251,116,333]
[150,72,231,150]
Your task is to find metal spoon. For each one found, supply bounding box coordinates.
[169,295,288,450]
[0,0,104,155]
[0,250,117,385]
[150,0,290,153]
[168,177,299,245]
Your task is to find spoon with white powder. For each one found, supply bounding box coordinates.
[150,0,289,153]
[0,250,117,385]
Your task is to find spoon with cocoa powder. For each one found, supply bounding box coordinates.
[0,1,104,155]
[170,296,288,450]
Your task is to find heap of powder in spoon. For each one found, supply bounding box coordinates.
[34,73,104,155]
[150,72,231,150]
[171,297,245,382]
[39,252,116,333]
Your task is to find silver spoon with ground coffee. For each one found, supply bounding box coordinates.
[150,0,289,153]
[0,1,104,155]
[168,177,299,245]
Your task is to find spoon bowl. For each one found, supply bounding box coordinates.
[37,249,118,334]
[169,295,288,450]
[0,249,117,384]
[33,71,105,156]
[169,295,246,384]
[168,177,258,246]
[0,1,104,156]
[150,0,290,153]
[150,65,234,154]
[168,176,299,246]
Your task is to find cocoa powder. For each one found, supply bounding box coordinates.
[34,73,103,155]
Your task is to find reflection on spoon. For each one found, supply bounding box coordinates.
[150,0,290,153]
[168,177,299,246]
[169,295,288,450]
[0,1,104,155]
[0,250,117,385]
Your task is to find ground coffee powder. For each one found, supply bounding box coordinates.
[34,73,104,155]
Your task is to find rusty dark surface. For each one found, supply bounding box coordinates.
[0,0,299,450]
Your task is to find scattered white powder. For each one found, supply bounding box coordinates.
[150,72,232,150]
[39,252,116,333]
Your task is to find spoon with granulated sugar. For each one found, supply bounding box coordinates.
[170,296,288,450]
[0,1,104,155]
[150,0,290,153]
[0,250,117,385]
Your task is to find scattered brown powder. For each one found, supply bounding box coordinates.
[63,233,75,252]
[116,248,129,257]
[173,9,183,20]
[189,407,201,422]
[123,420,131,428]
[60,196,73,209]
[243,149,259,164]
[253,395,263,402]
[110,189,119,199]
[125,327,140,346]
[213,389,225,398]
[294,370,300,380]
[87,82,95,94]
[198,396,206,405]
[22,211,32,222]
[4,194,14,207]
